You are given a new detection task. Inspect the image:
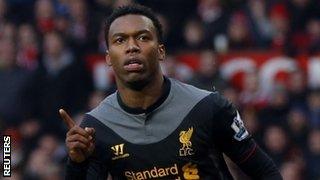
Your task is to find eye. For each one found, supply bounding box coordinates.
[137,35,149,41]
[114,37,125,44]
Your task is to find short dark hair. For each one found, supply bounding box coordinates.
[105,4,163,48]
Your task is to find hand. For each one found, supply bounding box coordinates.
[59,109,95,163]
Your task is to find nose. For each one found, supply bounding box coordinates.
[125,38,140,54]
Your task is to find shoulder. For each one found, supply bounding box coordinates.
[208,91,234,112]
[169,78,212,100]
[169,78,233,113]
[80,92,120,131]
[90,92,118,111]
[85,92,120,122]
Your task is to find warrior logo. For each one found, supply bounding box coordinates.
[111,143,129,160]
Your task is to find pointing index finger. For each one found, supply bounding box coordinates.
[59,109,75,129]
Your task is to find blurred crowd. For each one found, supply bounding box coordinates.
[0,0,320,179]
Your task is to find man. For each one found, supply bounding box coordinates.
[0,39,31,125]
[61,4,282,180]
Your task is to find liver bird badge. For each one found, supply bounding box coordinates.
[179,127,194,156]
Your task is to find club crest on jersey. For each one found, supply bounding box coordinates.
[179,127,194,156]
[111,143,130,160]
[231,111,249,141]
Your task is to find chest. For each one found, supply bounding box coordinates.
[96,117,219,179]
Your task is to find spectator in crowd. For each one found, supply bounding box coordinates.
[34,0,56,34]
[18,118,42,163]
[288,0,320,54]
[0,39,31,125]
[307,89,320,128]
[197,0,228,50]
[287,0,318,34]
[54,13,69,34]
[87,90,107,111]
[24,134,63,180]
[282,0,320,54]
[138,0,198,51]
[182,17,208,51]
[97,21,108,53]
[29,31,92,135]
[0,0,9,28]
[269,3,291,52]
[0,22,17,41]
[263,125,290,166]
[227,11,253,50]
[0,0,7,19]
[305,17,320,54]
[160,55,193,82]
[286,108,309,148]
[244,0,273,48]
[241,106,262,144]
[287,69,308,107]
[259,85,290,126]
[188,50,227,91]
[16,23,39,71]
[66,0,99,55]
[239,70,268,110]
[280,160,304,180]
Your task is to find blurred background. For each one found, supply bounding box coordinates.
[0,0,320,179]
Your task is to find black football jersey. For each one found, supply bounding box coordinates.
[66,77,279,180]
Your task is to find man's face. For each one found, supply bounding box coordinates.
[106,14,165,90]
[0,40,15,68]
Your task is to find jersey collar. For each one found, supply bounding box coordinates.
[117,76,171,115]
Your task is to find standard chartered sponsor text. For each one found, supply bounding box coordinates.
[124,163,179,180]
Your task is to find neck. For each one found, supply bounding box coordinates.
[117,74,164,110]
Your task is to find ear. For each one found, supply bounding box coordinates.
[105,50,112,66]
[158,44,166,61]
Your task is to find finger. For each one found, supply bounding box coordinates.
[84,127,95,140]
[85,127,95,135]
[69,141,89,150]
[59,109,75,129]
[67,126,91,138]
[67,134,91,146]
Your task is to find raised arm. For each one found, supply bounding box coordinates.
[60,109,107,180]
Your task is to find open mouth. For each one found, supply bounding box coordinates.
[124,59,144,72]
